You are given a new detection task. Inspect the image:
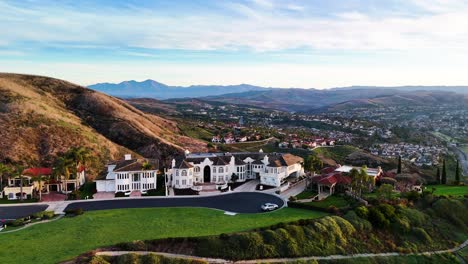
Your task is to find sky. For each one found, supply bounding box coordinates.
[1,0,468,88]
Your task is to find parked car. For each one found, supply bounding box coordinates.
[124,191,131,196]
[141,190,147,195]
[261,203,279,211]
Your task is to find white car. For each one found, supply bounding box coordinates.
[124,191,132,196]
[261,203,279,211]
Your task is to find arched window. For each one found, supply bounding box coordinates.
[213,167,217,173]
[181,170,187,176]
[175,170,179,176]
[219,167,224,173]
[194,166,200,173]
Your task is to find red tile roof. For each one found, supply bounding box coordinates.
[22,167,53,177]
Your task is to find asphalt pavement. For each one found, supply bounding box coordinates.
[64,192,284,214]
[0,204,48,220]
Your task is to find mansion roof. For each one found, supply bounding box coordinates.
[174,152,303,168]
[113,159,159,172]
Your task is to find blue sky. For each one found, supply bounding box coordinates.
[1,0,468,88]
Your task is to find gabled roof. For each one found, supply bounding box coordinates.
[22,168,53,177]
[113,159,159,172]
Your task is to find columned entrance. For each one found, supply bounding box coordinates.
[203,166,211,183]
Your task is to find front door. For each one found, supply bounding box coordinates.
[203,166,211,183]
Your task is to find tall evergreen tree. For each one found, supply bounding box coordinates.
[441,159,447,184]
[436,167,441,184]
[455,160,460,185]
[397,156,402,174]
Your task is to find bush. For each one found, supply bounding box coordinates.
[11,218,25,227]
[64,208,84,216]
[377,204,396,220]
[354,206,369,219]
[115,192,126,197]
[368,207,390,228]
[32,211,55,220]
[343,211,372,232]
[412,227,432,243]
[88,255,111,264]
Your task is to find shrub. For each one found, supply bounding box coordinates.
[115,253,140,264]
[377,204,396,220]
[115,192,126,197]
[403,191,420,202]
[343,211,372,232]
[33,210,55,220]
[368,207,390,228]
[354,206,369,219]
[64,208,84,216]
[88,255,111,264]
[412,227,432,243]
[11,218,25,227]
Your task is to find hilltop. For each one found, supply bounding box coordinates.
[0,74,206,176]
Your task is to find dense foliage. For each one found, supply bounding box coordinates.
[87,253,208,264]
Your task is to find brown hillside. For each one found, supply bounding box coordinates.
[0,73,206,176]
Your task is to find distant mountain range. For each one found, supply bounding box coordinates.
[88,80,267,99]
[89,80,468,112]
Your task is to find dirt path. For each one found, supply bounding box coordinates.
[96,239,468,263]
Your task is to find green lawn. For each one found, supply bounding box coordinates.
[426,185,468,196]
[0,207,326,264]
[296,190,318,200]
[305,195,350,209]
[0,197,38,204]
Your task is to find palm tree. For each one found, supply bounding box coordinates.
[12,165,25,201]
[33,173,49,201]
[54,156,73,194]
[0,163,12,195]
[65,147,93,191]
[141,161,152,170]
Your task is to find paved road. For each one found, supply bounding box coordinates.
[65,192,284,214]
[0,204,48,220]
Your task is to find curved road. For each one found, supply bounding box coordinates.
[65,192,284,213]
[1,192,284,220]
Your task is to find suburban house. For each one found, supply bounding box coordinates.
[167,151,304,190]
[2,167,86,200]
[310,165,383,200]
[95,154,159,194]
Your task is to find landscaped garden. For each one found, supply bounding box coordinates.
[0,207,325,263]
[426,184,468,197]
[304,195,351,209]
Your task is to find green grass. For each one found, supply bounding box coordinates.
[178,123,213,142]
[363,191,400,200]
[312,146,359,163]
[0,197,38,204]
[0,207,326,264]
[295,190,318,200]
[426,185,468,196]
[305,195,350,209]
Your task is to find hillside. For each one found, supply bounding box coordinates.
[319,91,468,112]
[0,74,206,176]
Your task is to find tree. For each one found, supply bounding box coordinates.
[441,159,447,184]
[0,163,11,194]
[230,173,239,183]
[12,165,25,201]
[436,167,441,184]
[65,147,93,190]
[32,173,49,201]
[455,160,461,185]
[350,166,372,197]
[141,161,152,170]
[377,184,394,200]
[54,156,73,194]
[304,154,323,173]
[397,155,402,174]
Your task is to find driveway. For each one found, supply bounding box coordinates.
[0,205,48,220]
[65,192,284,214]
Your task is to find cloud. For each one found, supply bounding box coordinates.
[1,0,467,53]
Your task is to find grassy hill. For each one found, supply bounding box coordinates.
[0,73,207,175]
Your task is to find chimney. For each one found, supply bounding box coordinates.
[124,154,132,160]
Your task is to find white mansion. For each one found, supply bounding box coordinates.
[167,151,304,189]
[95,154,159,194]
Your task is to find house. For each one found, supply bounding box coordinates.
[2,167,86,200]
[211,136,221,143]
[310,165,383,199]
[95,154,159,194]
[167,151,304,189]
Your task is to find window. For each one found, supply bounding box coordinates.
[219,167,224,173]
[189,170,192,176]
[176,180,179,185]
[176,170,179,176]
[182,180,186,185]
[133,173,140,182]
[181,170,187,176]
[194,166,200,172]
[213,167,217,173]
